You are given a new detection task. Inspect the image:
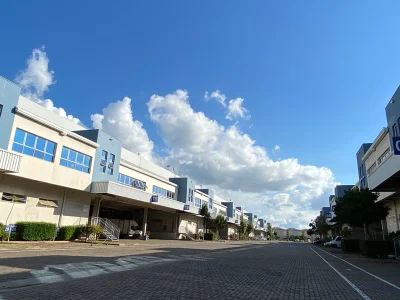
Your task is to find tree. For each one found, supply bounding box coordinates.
[274,231,278,239]
[333,187,390,239]
[267,223,274,240]
[285,230,290,240]
[239,216,247,240]
[314,215,331,239]
[246,222,254,237]
[215,214,226,239]
[307,219,316,236]
[200,204,211,240]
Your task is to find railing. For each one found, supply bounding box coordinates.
[0,149,22,173]
[91,217,120,241]
[394,236,400,259]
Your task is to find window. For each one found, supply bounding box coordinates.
[195,197,201,207]
[393,123,398,137]
[0,104,3,117]
[209,198,213,210]
[12,128,56,162]
[1,193,27,203]
[367,162,376,175]
[38,199,58,208]
[152,185,175,199]
[107,153,115,175]
[118,173,147,191]
[378,148,391,165]
[100,150,108,173]
[60,147,91,173]
[188,188,193,202]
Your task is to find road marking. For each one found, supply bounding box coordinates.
[309,246,371,300]
[316,247,400,291]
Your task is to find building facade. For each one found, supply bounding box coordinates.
[0,76,270,240]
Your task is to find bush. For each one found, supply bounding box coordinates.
[81,224,103,241]
[359,240,391,258]
[341,239,360,253]
[16,222,57,241]
[0,223,6,241]
[56,225,83,241]
[229,233,239,240]
[204,232,216,241]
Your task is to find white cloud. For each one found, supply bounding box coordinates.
[204,90,226,106]
[226,97,250,120]
[91,97,154,161]
[147,90,336,225]
[274,145,280,151]
[15,47,80,124]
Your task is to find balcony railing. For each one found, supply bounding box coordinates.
[0,149,22,173]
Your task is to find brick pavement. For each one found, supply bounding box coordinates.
[0,242,398,299]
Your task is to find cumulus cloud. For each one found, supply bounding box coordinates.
[15,47,80,124]
[204,90,226,106]
[147,89,335,204]
[226,97,250,120]
[91,97,154,161]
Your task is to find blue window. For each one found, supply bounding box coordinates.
[107,153,115,175]
[152,185,175,199]
[60,146,91,173]
[100,150,107,173]
[0,104,3,117]
[118,173,146,191]
[12,128,56,162]
[209,198,213,210]
[195,197,201,208]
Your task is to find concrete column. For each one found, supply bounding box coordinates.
[57,188,67,227]
[394,199,400,231]
[91,198,102,219]
[142,207,148,235]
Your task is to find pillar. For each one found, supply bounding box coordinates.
[91,198,102,219]
[142,207,148,235]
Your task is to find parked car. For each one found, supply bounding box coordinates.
[330,236,342,248]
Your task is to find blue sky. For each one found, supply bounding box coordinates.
[1,1,400,228]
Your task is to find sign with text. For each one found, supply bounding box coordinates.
[183,205,190,210]
[393,137,400,155]
[5,225,16,232]
[151,195,159,203]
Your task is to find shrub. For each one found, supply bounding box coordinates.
[56,225,83,241]
[229,233,239,240]
[341,239,360,253]
[16,222,57,241]
[81,224,103,241]
[0,223,6,241]
[204,232,216,241]
[359,240,391,258]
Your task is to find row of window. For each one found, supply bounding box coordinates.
[367,162,377,175]
[152,185,175,199]
[378,147,391,165]
[12,128,92,173]
[188,188,194,202]
[118,173,147,191]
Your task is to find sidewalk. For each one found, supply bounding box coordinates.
[313,245,400,287]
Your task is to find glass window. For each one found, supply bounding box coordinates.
[118,173,146,191]
[59,146,91,173]
[107,153,115,175]
[0,104,3,117]
[46,142,55,155]
[393,124,398,137]
[14,129,25,144]
[25,133,36,148]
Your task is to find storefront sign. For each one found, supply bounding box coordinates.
[151,195,159,203]
[5,225,16,232]
[183,205,190,210]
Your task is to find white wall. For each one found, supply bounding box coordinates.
[8,114,96,191]
[0,175,91,226]
[365,132,391,172]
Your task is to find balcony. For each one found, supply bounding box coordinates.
[368,152,400,191]
[0,149,22,173]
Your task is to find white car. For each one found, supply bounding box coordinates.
[330,236,342,248]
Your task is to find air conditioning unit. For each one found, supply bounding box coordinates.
[108,162,114,169]
[100,159,106,166]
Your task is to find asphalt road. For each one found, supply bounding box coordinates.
[0,242,399,300]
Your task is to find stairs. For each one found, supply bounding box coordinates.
[91,217,120,241]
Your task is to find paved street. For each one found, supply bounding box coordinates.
[0,241,399,299]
